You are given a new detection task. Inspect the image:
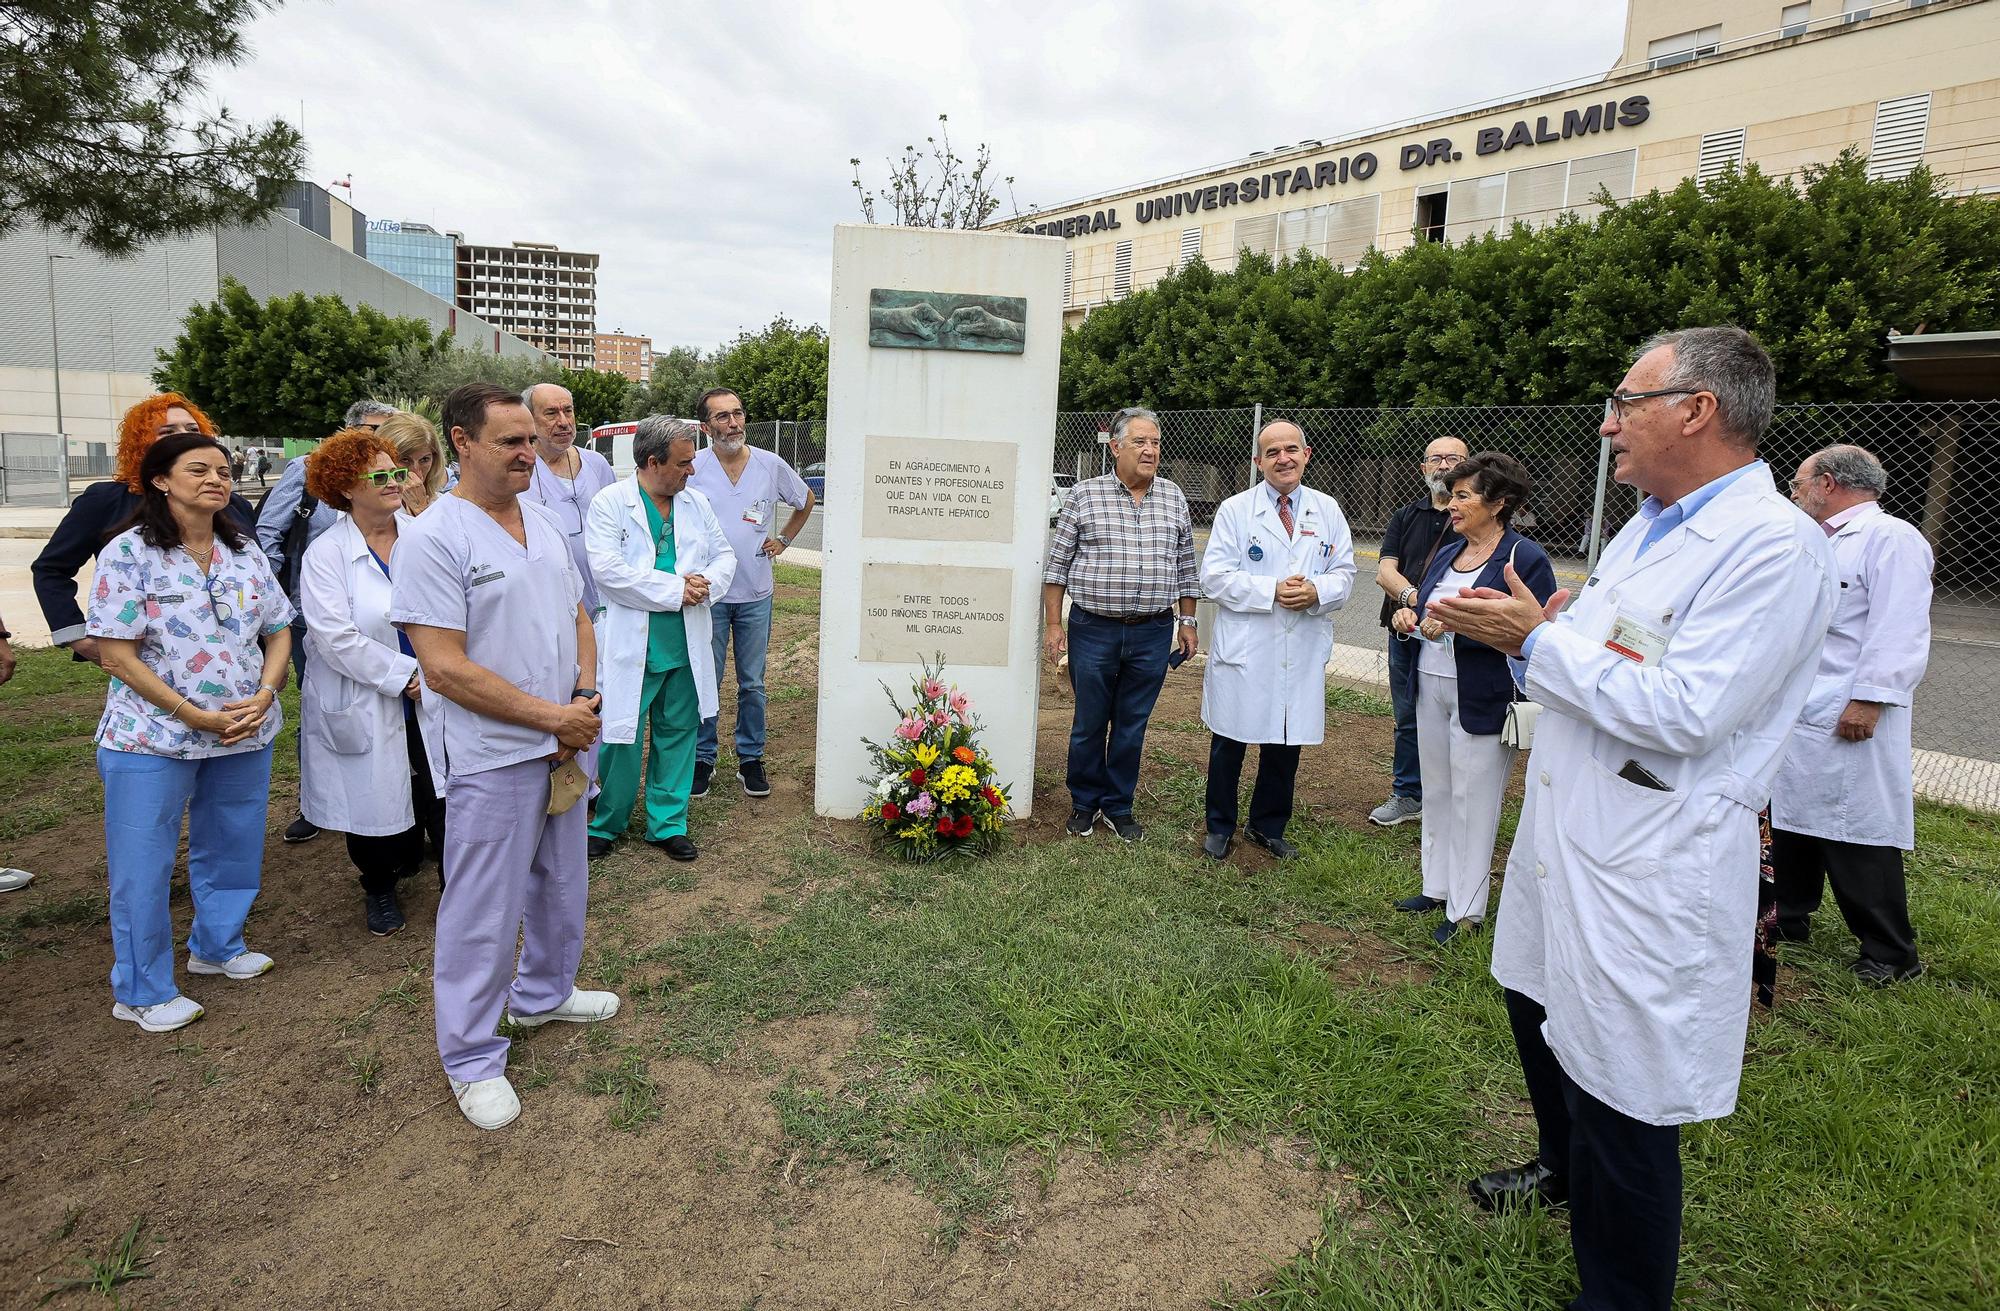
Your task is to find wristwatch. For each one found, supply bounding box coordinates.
[1176,616,1197,628]
[777,534,793,548]
[1399,586,1418,607]
[572,686,599,700]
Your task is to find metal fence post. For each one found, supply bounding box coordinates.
[1250,402,1263,460]
[1585,432,1611,573]
[59,430,71,505]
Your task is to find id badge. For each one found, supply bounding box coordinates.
[1605,609,1668,666]
[742,500,769,528]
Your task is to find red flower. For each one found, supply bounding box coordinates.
[981,787,1003,808]
[880,802,900,823]
[955,814,976,838]
[936,816,954,835]
[909,767,927,788]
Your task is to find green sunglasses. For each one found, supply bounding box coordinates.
[362,467,411,486]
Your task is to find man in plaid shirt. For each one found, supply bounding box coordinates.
[1042,407,1200,842]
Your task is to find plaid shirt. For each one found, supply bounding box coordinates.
[1043,473,1199,616]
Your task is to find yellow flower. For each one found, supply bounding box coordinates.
[933,764,978,803]
[898,824,926,840]
[912,743,940,768]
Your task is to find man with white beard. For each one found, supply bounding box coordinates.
[686,388,815,800]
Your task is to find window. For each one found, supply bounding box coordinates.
[1565,149,1638,221]
[1112,241,1133,300]
[1503,161,1568,229]
[1278,204,1330,260]
[1413,186,1447,243]
[1325,195,1380,268]
[1781,2,1811,36]
[1233,214,1278,259]
[1647,24,1721,68]
[1842,0,1871,21]
[1867,91,1931,180]
[1178,226,1202,268]
[1445,174,1507,243]
[1697,128,1747,184]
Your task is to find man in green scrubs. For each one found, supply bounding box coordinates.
[585,421,733,861]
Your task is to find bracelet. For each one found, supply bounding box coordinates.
[258,684,280,697]
[167,695,190,719]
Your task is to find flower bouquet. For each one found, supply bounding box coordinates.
[860,656,1012,861]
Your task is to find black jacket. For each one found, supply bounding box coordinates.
[30,480,257,648]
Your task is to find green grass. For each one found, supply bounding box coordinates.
[39,1214,154,1304]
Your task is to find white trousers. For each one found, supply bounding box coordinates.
[1416,671,1516,924]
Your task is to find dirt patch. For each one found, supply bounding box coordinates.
[0,595,1404,1308]
[1292,921,1438,989]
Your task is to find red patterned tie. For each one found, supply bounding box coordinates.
[1278,492,1294,537]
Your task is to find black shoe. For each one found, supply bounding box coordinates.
[737,759,771,797]
[284,815,320,844]
[1851,957,1923,987]
[1100,813,1143,843]
[365,891,405,937]
[649,834,698,862]
[1395,895,1446,913]
[1066,808,1098,837]
[1469,1159,1568,1212]
[691,761,712,799]
[1201,832,1232,860]
[1434,918,1480,945]
[587,836,615,860]
[1245,829,1297,860]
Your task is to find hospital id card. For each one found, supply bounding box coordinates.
[742,500,769,527]
[1605,610,1667,666]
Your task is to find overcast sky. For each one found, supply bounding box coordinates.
[211,1,1628,353]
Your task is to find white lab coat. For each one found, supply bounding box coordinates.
[1771,502,1933,850]
[1491,464,1835,1126]
[297,515,442,835]
[585,477,737,746]
[1199,482,1357,745]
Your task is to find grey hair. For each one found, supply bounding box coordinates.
[521,382,571,410]
[1635,326,1776,447]
[343,399,395,427]
[1107,406,1160,444]
[632,414,701,468]
[1810,444,1888,496]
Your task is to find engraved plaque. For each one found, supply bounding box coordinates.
[858,563,1014,667]
[862,436,1018,543]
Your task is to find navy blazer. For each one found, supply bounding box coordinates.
[31,479,257,650]
[1403,528,1560,735]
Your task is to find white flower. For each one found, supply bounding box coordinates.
[875,775,896,797]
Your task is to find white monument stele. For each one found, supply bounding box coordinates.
[814,225,1064,819]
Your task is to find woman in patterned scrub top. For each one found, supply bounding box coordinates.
[87,433,295,1034]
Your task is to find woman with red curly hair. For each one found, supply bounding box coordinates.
[31,393,259,666]
[297,428,446,937]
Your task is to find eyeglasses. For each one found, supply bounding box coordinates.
[202,571,235,629]
[1420,453,1464,468]
[1788,473,1829,491]
[1603,389,1694,424]
[362,468,411,486]
[358,420,387,432]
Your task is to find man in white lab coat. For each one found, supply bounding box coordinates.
[585,417,737,863]
[1198,421,1356,861]
[1431,328,1835,1311]
[1771,444,1932,985]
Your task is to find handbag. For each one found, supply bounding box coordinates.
[1498,540,1543,751]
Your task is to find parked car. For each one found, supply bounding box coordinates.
[802,462,826,498]
[1048,472,1077,523]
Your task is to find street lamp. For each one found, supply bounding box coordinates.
[46,253,73,438]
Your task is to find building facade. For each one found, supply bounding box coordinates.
[1005,0,2000,319]
[279,181,366,257]
[454,240,599,370]
[1,217,544,444]
[365,220,458,301]
[593,330,653,383]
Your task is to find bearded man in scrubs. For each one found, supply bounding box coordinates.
[391,382,619,1132]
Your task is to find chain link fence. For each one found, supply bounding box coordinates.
[1048,401,2000,812]
[0,432,69,506]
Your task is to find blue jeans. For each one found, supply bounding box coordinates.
[1386,630,1422,801]
[1065,607,1174,818]
[98,746,274,1006]
[698,596,772,766]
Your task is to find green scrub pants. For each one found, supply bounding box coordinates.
[590,664,699,841]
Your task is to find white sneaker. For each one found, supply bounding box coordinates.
[509,987,621,1028]
[186,950,275,980]
[112,995,205,1033]
[0,868,34,893]
[448,1075,521,1130]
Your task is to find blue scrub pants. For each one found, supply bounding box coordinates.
[698,596,772,766]
[98,745,274,1006]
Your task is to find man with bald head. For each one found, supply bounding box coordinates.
[1771,443,1933,985]
[523,382,617,620]
[1198,420,1356,861]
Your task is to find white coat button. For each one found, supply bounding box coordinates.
[1536,862,1546,879]
[1540,771,1550,786]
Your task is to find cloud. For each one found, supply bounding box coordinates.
[210,0,1625,353]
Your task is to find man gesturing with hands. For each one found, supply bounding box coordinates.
[392,382,621,1132]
